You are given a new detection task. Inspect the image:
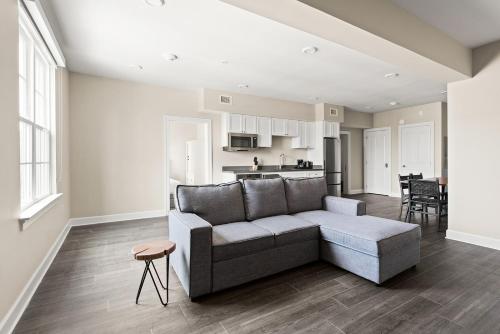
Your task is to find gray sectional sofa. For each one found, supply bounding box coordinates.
[170,177,421,298]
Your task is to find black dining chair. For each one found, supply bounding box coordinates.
[398,174,410,218]
[406,179,447,231]
[409,172,423,180]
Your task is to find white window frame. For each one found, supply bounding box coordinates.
[18,8,58,214]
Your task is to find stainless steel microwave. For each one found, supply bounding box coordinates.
[223,133,258,151]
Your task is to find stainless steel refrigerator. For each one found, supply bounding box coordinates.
[323,137,341,196]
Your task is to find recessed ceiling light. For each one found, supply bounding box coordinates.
[301,46,318,55]
[162,53,178,62]
[237,83,248,89]
[145,0,165,6]
[365,106,373,110]
[441,90,447,94]
[384,73,399,79]
[389,101,399,106]
[129,64,143,70]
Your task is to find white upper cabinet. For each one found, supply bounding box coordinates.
[243,115,257,134]
[287,119,299,137]
[323,121,340,138]
[291,121,307,148]
[257,117,272,147]
[227,113,243,133]
[224,113,257,134]
[292,121,316,149]
[307,122,316,148]
[272,118,287,136]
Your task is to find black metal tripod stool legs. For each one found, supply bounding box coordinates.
[135,255,169,306]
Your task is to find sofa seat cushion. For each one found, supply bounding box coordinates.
[251,215,319,246]
[284,177,328,214]
[294,210,420,257]
[212,222,275,262]
[242,178,288,220]
[177,182,246,226]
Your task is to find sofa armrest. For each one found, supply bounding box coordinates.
[323,196,366,216]
[169,210,212,298]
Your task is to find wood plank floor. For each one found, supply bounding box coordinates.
[14,194,500,333]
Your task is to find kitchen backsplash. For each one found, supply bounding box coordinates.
[220,136,308,166]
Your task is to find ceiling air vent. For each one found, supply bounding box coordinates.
[219,95,232,105]
[329,108,339,117]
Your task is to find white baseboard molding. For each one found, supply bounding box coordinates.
[390,192,401,198]
[446,229,500,251]
[70,210,166,227]
[0,222,71,334]
[348,189,364,195]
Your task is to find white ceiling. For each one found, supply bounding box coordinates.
[42,0,447,112]
[392,0,500,48]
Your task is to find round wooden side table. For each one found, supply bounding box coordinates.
[131,240,176,306]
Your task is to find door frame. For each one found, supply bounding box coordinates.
[340,131,352,195]
[398,122,434,177]
[164,115,213,214]
[363,127,392,196]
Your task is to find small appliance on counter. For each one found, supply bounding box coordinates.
[250,156,260,171]
[296,159,314,169]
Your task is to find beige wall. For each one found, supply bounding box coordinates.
[202,88,315,120]
[373,102,445,194]
[0,0,71,323]
[340,127,364,191]
[315,103,345,123]
[448,40,500,241]
[343,108,373,129]
[70,73,311,218]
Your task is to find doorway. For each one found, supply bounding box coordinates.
[164,116,212,213]
[364,127,391,195]
[399,122,434,178]
[340,131,351,195]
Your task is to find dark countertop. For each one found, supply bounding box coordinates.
[222,165,324,174]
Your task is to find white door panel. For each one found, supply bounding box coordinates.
[364,128,391,195]
[400,123,434,177]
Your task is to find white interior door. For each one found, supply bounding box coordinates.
[400,123,434,177]
[364,128,391,195]
[186,140,204,185]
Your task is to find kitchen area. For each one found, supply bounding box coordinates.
[220,111,342,196]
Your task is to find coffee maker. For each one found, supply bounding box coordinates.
[296,159,313,169]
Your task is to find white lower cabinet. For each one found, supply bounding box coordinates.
[273,170,324,178]
[307,171,324,177]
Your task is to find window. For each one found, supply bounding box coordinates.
[19,11,56,210]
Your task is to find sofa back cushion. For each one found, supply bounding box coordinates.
[242,178,288,220]
[176,182,246,226]
[284,177,328,214]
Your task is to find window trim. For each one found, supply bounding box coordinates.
[18,6,60,225]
